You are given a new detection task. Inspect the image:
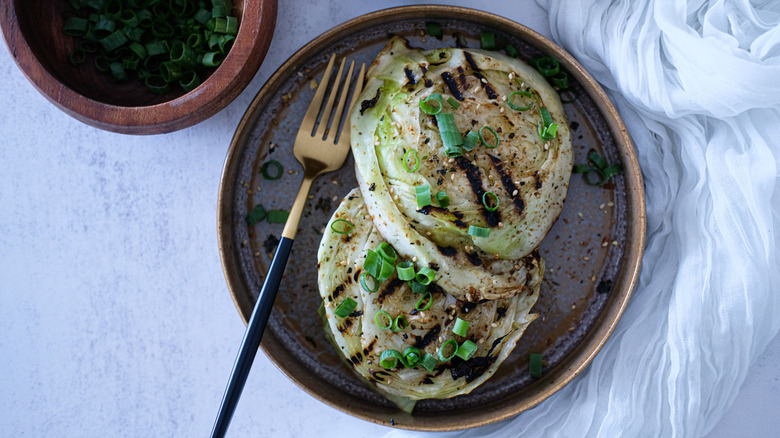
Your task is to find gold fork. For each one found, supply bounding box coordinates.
[211,55,365,438]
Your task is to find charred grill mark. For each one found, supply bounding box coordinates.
[353,268,362,283]
[465,251,483,266]
[449,356,496,383]
[377,278,405,304]
[463,51,481,71]
[456,66,469,89]
[363,339,377,357]
[413,325,441,350]
[488,154,525,216]
[403,67,417,85]
[496,305,507,320]
[369,368,390,382]
[535,172,543,189]
[441,72,463,101]
[459,300,477,314]
[455,157,500,226]
[437,245,458,257]
[331,284,345,300]
[424,79,433,87]
[338,317,353,333]
[360,88,381,115]
[487,333,509,356]
[350,352,363,365]
[421,377,434,384]
[428,282,445,296]
[473,72,498,99]
[453,219,468,229]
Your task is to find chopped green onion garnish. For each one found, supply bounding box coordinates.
[529,353,543,378]
[396,261,416,281]
[376,242,397,263]
[409,280,428,294]
[480,32,496,50]
[482,191,499,211]
[380,349,402,369]
[246,204,267,225]
[435,113,463,155]
[447,97,460,109]
[419,93,443,115]
[438,339,458,361]
[507,90,534,111]
[330,218,354,234]
[377,257,395,282]
[479,126,500,149]
[402,347,422,368]
[403,149,420,173]
[535,57,560,77]
[435,191,450,208]
[425,21,442,38]
[462,130,480,152]
[538,108,558,141]
[573,152,623,186]
[375,310,392,330]
[415,292,433,311]
[391,315,408,332]
[363,249,381,278]
[415,184,432,208]
[468,225,490,238]
[415,266,435,285]
[588,151,608,169]
[551,71,569,89]
[266,210,289,224]
[421,353,439,372]
[455,339,477,360]
[334,297,357,318]
[506,43,519,58]
[452,318,470,337]
[360,272,379,293]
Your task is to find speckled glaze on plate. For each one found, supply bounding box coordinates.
[217,6,645,431]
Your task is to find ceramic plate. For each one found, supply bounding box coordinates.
[217,6,645,431]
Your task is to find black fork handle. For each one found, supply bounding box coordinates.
[210,236,294,438]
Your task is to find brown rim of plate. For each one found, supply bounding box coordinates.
[218,5,646,431]
[0,0,277,135]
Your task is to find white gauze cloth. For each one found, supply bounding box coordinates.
[386,0,780,436]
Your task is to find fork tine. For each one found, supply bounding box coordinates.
[315,57,346,139]
[300,54,336,134]
[349,63,366,124]
[326,59,355,144]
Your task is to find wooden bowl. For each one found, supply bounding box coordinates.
[0,0,277,134]
[218,6,645,431]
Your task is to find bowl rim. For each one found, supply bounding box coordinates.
[217,4,646,431]
[0,0,278,135]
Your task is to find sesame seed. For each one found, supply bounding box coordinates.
[508,72,514,80]
[491,322,498,327]
[612,241,619,246]
[499,107,505,113]
[412,256,418,262]
[608,202,614,207]
[591,275,597,282]
[583,256,590,261]
[512,190,518,196]
[498,222,504,228]
[332,196,338,201]
[426,231,432,236]
[481,77,487,84]
[569,326,575,331]
[599,203,605,209]
[242,240,248,246]
[501,95,507,101]
[394,195,399,200]
[492,279,498,285]
[571,304,576,310]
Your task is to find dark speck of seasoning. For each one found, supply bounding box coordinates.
[390,418,395,426]
[508,133,515,139]
[570,121,580,131]
[263,234,279,254]
[369,182,376,191]
[597,279,613,294]
[305,335,317,348]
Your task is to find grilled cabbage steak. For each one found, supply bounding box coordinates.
[351,36,572,301]
[318,189,541,407]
